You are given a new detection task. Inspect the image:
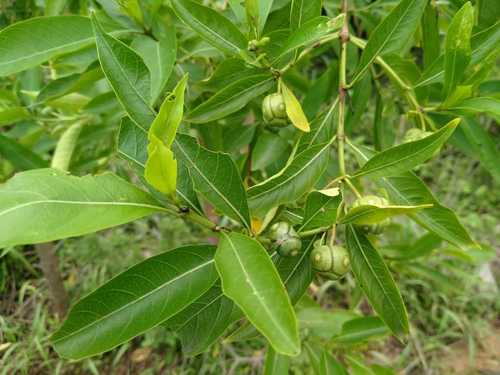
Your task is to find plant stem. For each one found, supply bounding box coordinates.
[345,178,362,198]
[337,0,349,178]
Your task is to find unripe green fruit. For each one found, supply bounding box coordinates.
[310,244,350,279]
[351,195,390,235]
[262,93,287,126]
[268,221,302,257]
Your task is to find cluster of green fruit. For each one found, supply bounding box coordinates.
[267,195,390,280]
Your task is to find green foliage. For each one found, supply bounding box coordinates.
[0,0,497,372]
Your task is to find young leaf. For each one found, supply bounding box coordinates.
[173,134,251,229]
[248,142,331,217]
[131,31,177,104]
[352,0,427,84]
[446,96,500,118]
[298,190,342,232]
[187,73,274,123]
[264,346,290,375]
[348,143,477,251]
[144,138,177,195]
[281,81,310,132]
[339,203,432,225]
[91,13,155,129]
[0,168,165,248]
[443,2,474,99]
[215,232,300,356]
[52,245,218,359]
[0,134,48,170]
[0,16,94,76]
[346,225,409,337]
[144,75,188,195]
[352,118,460,179]
[171,0,248,56]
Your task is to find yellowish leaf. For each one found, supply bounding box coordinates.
[281,82,310,132]
[145,136,177,195]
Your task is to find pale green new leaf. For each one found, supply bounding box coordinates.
[187,73,274,123]
[91,13,155,129]
[145,137,177,195]
[248,142,331,217]
[0,107,30,126]
[171,0,248,56]
[352,0,427,84]
[339,204,432,225]
[215,232,300,356]
[282,81,310,132]
[173,134,251,229]
[346,225,409,337]
[353,119,460,179]
[443,2,474,99]
[52,245,218,359]
[0,168,165,248]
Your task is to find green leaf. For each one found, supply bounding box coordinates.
[0,16,93,77]
[346,225,409,337]
[416,21,500,88]
[164,237,315,356]
[171,0,248,56]
[0,134,48,170]
[339,203,432,225]
[187,73,274,123]
[91,13,155,129]
[248,142,331,217]
[131,31,176,104]
[164,283,238,356]
[52,245,218,359]
[245,0,274,36]
[298,190,342,232]
[277,16,344,60]
[333,316,389,345]
[173,134,251,229]
[352,118,460,179]
[297,307,356,339]
[352,0,427,84]
[0,107,31,126]
[319,351,349,375]
[446,96,500,118]
[421,3,440,69]
[264,346,290,375]
[443,2,474,99]
[297,100,338,153]
[0,168,165,248]
[349,143,476,251]
[215,232,300,356]
[290,0,322,30]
